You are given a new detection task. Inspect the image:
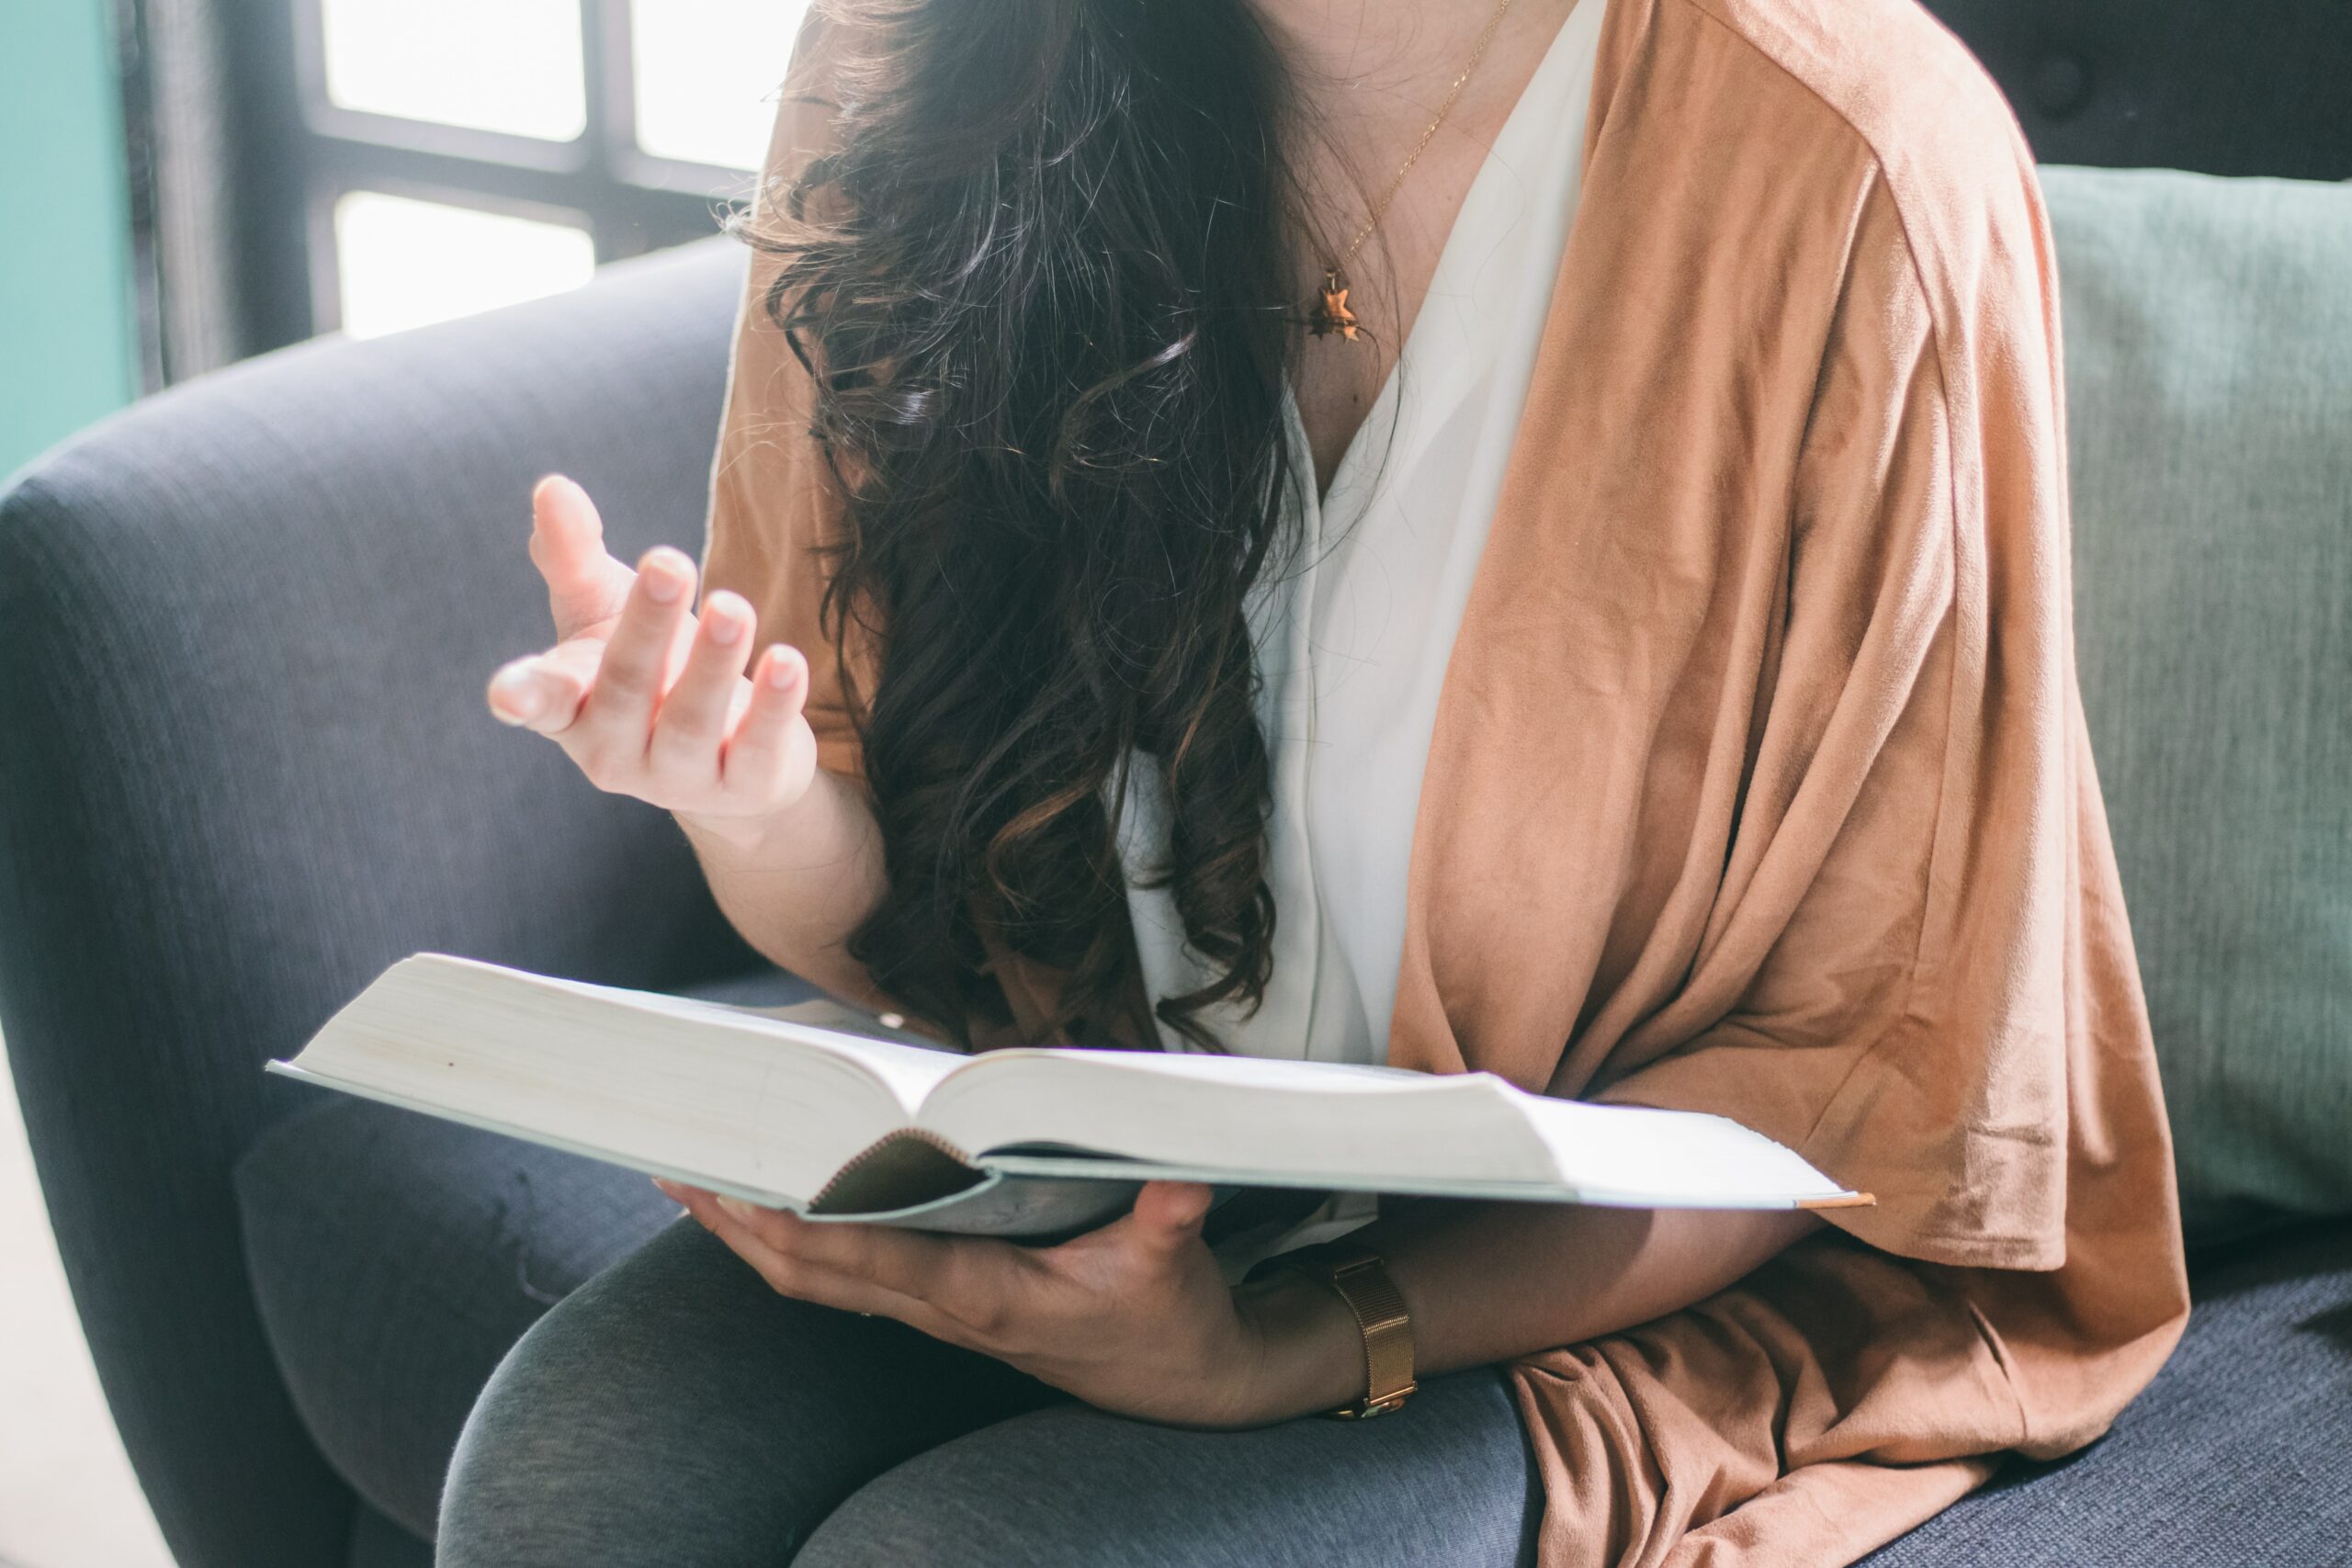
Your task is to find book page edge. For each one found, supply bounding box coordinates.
[978,1150,1867,1209]
[391,953,959,1103]
[264,1058,813,1212]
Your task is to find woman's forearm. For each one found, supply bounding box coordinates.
[1249,1201,1825,1414]
[674,768,894,1010]
[1383,1200,1823,1376]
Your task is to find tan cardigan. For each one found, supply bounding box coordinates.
[702,0,2190,1560]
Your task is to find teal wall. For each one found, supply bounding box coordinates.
[0,1,137,482]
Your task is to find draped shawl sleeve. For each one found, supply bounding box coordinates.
[698,11,871,788]
[1385,0,2182,1278]
[1377,0,2188,1516]
[1574,157,2104,1272]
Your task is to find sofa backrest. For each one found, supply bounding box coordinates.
[0,236,756,1568]
[2041,164,2352,1239]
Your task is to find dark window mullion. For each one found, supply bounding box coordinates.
[221,0,313,355]
[301,104,594,178]
[589,0,759,225]
[582,0,646,261]
[308,140,653,226]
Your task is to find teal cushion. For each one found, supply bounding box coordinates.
[2041,165,2352,1240]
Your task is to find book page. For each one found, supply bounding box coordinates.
[279,957,1862,1220]
[922,1049,1859,1208]
[720,994,950,1049]
[562,976,969,1111]
[922,1049,1557,1189]
[1510,1095,1858,1208]
[272,954,964,1204]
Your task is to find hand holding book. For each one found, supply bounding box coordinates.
[654,1174,1373,1428]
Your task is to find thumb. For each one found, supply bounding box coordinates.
[1125,1181,1215,1256]
[529,474,637,640]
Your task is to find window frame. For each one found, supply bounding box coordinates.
[254,0,760,341]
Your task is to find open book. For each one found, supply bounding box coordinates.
[270,953,1870,1240]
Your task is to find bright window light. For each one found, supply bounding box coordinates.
[322,0,587,141]
[630,0,811,169]
[334,192,597,340]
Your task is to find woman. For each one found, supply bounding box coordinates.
[455,0,2188,1562]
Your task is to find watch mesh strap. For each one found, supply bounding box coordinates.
[1316,1254,1417,1418]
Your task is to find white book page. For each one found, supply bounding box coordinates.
[720,993,950,1049]
[1511,1096,1856,1208]
[273,954,967,1203]
[922,1049,1558,1188]
[922,1049,1859,1208]
[277,957,1862,1214]
[545,972,969,1111]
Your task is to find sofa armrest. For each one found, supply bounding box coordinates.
[0,235,757,1568]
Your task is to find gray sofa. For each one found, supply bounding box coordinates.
[5,17,2348,1568]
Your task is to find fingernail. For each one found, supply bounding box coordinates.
[716,1195,762,1226]
[650,1176,685,1202]
[643,566,684,604]
[763,650,797,689]
[488,665,543,722]
[707,604,744,645]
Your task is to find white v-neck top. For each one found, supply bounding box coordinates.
[1114,2,1605,1074]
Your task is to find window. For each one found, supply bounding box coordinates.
[159,0,808,357]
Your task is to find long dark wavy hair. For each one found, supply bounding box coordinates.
[740,0,1320,1049]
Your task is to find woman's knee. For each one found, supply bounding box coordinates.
[436,1216,821,1566]
[435,1214,1048,1567]
[793,1371,1538,1568]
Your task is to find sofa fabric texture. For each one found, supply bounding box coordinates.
[1857,1220,2352,1566]
[0,238,763,1568]
[235,969,813,1541]
[2041,165,2352,1239]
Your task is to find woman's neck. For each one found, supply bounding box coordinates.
[1251,0,1582,155]
[1262,0,1584,497]
[1251,0,1528,96]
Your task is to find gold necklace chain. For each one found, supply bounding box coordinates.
[1310,0,1518,341]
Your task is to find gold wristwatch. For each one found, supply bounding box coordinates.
[1294,1250,1417,1418]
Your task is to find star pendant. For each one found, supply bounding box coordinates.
[1312,272,1361,342]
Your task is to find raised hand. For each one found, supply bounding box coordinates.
[485,474,818,825]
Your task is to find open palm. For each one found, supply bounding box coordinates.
[485,474,818,821]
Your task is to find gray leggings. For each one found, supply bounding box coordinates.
[435,1217,1542,1566]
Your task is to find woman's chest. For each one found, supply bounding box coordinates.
[1282,5,1581,496]
[1284,139,1488,494]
